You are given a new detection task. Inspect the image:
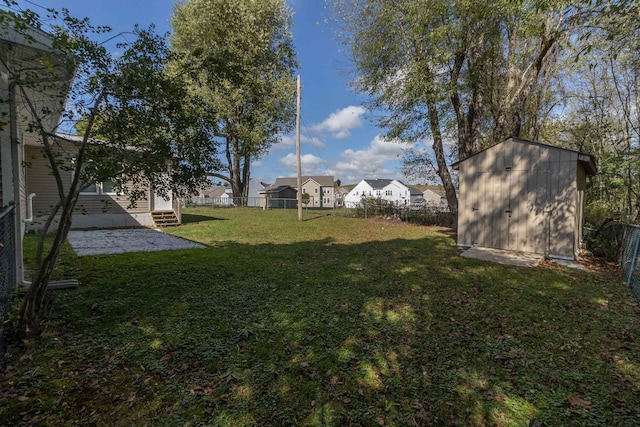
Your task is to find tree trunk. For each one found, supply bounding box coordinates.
[20,197,76,336]
[240,153,251,205]
[229,134,243,199]
[426,97,458,230]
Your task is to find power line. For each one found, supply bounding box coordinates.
[300,114,332,176]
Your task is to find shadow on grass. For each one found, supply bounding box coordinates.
[4,231,640,426]
[181,213,229,224]
[303,212,332,222]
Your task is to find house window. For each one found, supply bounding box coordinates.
[80,182,99,195]
[386,190,392,196]
[315,188,318,193]
[72,158,118,196]
[376,190,381,196]
[77,177,119,196]
[303,188,307,194]
[80,181,118,195]
[101,180,118,195]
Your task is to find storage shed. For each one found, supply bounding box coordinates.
[453,137,596,260]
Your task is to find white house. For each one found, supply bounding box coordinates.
[344,179,422,208]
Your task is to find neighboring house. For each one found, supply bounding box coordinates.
[422,189,447,208]
[219,191,232,206]
[264,176,336,208]
[344,179,420,208]
[408,186,423,205]
[246,178,269,207]
[335,187,349,207]
[195,178,267,207]
[200,184,227,199]
[453,137,596,260]
[24,134,181,229]
[259,185,297,209]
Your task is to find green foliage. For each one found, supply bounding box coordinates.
[1,7,219,334]
[1,208,639,425]
[401,148,439,185]
[541,12,640,226]
[329,0,632,222]
[301,192,310,205]
[170,0,297,198]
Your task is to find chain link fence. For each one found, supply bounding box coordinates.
[620,224,640,303]
[188,196,264,208]
[0,203,16,357]
[186,196,452,226]
[187,197,330,210]
[341,199,453,227]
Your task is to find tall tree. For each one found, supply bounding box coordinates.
[170,0,297,200]
[1,6,218,335]
[542,5,640,225]
[329,0,610,225]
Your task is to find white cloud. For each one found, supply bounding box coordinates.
[278,134,296,149]
[332,135,414,183]
[275,134,326,150]
[280,153,324,172]
[311,105,366,139]
[273,135,415,184]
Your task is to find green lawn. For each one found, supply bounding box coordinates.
[2,207,640,426]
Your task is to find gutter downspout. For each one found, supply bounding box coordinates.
[8,81,28,287]
[24,193,35,223]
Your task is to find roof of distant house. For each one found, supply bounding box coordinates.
[408,186,423,196]
[261,184,296,194]
[362,179,394,189]
[272,176,335,188]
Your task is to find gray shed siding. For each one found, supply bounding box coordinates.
[457,138,590,259]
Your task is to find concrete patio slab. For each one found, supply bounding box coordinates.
[67,228,205,257]
[460,247,544,268]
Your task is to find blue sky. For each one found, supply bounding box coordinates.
[10,0,419,185]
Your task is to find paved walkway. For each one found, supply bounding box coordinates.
[67,229,205,257]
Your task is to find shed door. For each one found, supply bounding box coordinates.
[475,169,526,252]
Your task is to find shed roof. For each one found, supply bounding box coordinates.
[451,137,597,175]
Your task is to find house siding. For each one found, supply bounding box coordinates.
[344,181,373,207]
[270,176,335,208]
[25,145,152,229]
[345,179,415,208]
[456,138,590,259]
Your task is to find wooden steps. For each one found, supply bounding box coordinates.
[152,211,179,227]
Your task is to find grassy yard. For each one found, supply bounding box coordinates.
[1,207,640,426]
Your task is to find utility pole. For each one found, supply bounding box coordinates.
[296,75,302,222]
